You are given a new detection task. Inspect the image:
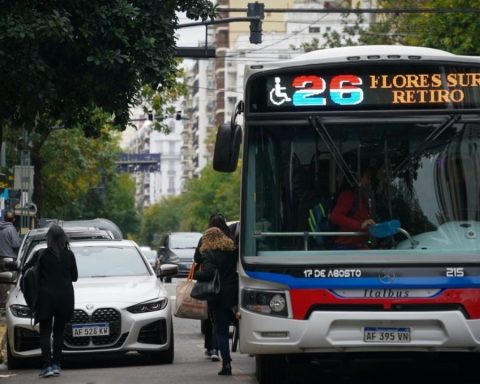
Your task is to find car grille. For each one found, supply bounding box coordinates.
[137,320,167,345]
[64,308,122,348]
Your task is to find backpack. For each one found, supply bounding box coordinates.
[20,250,43,317]
[307,191,360,248]
[308,197,335,247]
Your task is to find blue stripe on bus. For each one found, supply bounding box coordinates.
[246,271,480,289]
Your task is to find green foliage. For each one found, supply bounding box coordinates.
[0,0,216,218]
[40,128,138,238]
[139,196,185,247]
[138,163,241,247]
[319,0,480,55]
[0,0,216,136]
[103,173,139,238]
[181,164,241,231]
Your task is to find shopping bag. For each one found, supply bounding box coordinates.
[174,264,208,320]
[191,269,220,301]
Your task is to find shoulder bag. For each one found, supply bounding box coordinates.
[191,268,220,301]
[174,263,208,320]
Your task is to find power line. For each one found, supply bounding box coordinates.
[219,7,480,14]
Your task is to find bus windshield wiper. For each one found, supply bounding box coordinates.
[393,114,460,176]
[310,116,359,188]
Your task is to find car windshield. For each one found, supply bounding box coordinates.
[169,233,201,249]
[72,245,151,277]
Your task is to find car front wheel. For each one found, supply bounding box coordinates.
[143,321,174,364]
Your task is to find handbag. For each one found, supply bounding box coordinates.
[174,264,208,320]
[191,268,220,301]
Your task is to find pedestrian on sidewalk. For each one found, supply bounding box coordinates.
[195,227,238,376]
[22,225,78,378]
[194,213,233,362]
[0,211,22,313]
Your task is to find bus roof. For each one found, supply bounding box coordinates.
[245,45,480,78]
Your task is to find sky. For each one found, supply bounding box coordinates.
[176,12,208,47]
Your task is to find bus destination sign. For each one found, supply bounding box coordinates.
[252,64,480,112]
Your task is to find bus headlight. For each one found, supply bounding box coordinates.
[241,289,289,317]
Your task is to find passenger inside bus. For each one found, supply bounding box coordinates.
[330,164,377,250]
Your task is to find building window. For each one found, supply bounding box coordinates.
[168,176,175,194]
[309,26,321,33]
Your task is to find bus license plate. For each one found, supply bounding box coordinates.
[364,327,411,343]
[72,323,110,337]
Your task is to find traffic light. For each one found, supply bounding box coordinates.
[248,2,264,44]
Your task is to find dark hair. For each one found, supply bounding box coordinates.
[47,224,69,256]
[4,211,15,222]
[208,213,231,238]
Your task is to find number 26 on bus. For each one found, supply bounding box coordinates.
[269,75,364,107]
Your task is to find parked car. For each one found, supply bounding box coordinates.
[38,218,123,239]
[14,226,115,266]
[0,239,178,369]
[157,232,202,280]
[140,246,158,269]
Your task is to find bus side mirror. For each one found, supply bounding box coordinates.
[213,123,242,172]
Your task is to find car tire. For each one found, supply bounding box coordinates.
[7,336,22,370]
[145,321,174,365]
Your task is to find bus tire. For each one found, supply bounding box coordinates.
[255,355,287,384]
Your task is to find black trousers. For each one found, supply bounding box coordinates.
[39,315,68,368]
[204,309,218,351]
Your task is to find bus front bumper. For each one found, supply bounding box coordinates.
[239,309,480,355]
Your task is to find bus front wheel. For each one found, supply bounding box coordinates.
[255,355,287,384]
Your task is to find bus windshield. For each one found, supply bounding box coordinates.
[245,115,480,257]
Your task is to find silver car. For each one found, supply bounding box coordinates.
[0,240,177,369]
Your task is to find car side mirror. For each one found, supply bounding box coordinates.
[4,261,19,271]
[157,263,178,279]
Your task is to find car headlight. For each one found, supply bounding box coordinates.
[241,289,289,318]
[126,298,168,314]
[10,304,33,318]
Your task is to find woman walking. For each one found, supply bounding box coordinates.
[194,213,234,361]
[22,224,78,377]
[195,226,238,376]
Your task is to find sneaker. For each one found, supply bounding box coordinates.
[210,350,220,361]
[39,366,54,378]
[51,364,61,376]
[204,349,212,358]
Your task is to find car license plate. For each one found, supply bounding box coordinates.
[72,323,110,337]
[364,326,411,343]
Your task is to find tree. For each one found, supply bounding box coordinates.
[138,163,241,247]
[40,127,139,237]
[0,1,216,217]
[0,1,216,133]
[319,0,480,55]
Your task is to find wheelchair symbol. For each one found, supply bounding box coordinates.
[269,77,292,106]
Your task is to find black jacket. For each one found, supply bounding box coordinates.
[195,233,238,310]
[23,247,78,322]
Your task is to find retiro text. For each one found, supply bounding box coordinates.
[369,73,480,104]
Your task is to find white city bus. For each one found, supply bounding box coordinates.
[213,45,480,384]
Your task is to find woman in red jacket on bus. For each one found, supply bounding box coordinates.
[331,165,376,250]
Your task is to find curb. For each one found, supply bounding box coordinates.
[0,322,5,364]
